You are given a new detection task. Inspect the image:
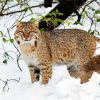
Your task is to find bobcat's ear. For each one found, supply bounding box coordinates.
[34,20,39,28]
[16,20,22,27]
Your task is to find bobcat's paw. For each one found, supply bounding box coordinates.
[41,80,48,85]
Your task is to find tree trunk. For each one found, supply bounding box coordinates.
[44,0,53,7]
[39,0,87,30]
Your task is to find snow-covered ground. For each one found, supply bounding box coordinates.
[1,58,100,100]
[0,0,100,100]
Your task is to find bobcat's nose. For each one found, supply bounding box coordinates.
[23,37,31,41]
[25,39,29,41]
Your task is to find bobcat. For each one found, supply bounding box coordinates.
[14,20,100,84]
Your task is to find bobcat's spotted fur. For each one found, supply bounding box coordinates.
[14,20,100,84]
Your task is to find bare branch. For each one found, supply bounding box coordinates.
[95,0,100,6]
[4,0,29,11]
[0,1,57,16]
[85,11,94,31]
[7,28,22,71]
[0,77,20,92]
[82,0,96,13]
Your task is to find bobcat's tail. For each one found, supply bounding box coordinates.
[85,55,100,73]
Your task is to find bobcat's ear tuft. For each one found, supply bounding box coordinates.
[34,20,39,28]
[16,20,22,27]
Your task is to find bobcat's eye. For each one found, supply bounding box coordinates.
[18,31,23,35]
[30,32,35,35]
[29,31,38,39]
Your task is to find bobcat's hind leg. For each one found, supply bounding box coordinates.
[79,60,93,84]
[67,65,93,83]
[79,70,93,84]
[28,66,40,84]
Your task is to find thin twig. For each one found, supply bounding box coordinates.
[81,0,96,13]
[14,44,22,71]
[0,78,20,92]
[95,0,100,6]
[7,28,22,71]
[1,0,8,12]
[0,2,57,16]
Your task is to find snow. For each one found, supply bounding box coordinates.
[1,53,100,100]
[0,0,100,100]
[1,64,100,100]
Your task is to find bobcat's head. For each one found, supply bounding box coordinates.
[14,20,40,47]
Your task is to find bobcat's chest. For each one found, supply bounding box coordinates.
[22,53,39,67]
[20,44,39,67]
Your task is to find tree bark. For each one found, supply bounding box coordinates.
[39,0,87,30]
[44,0,53,7]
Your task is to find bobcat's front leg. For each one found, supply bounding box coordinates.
[39,63,52,84]
[28,66,40,84]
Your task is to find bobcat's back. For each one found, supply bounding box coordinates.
[41,29,97,65]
